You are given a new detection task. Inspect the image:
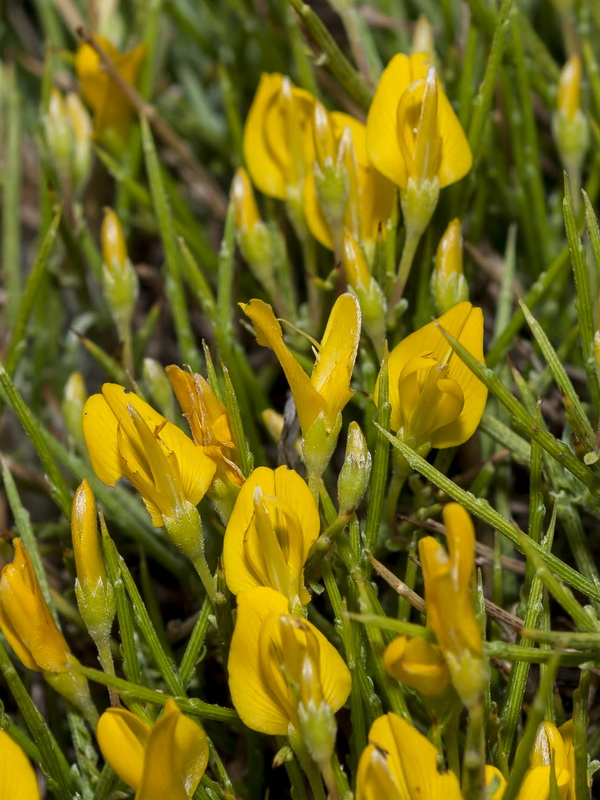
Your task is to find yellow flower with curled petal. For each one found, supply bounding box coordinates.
[243,73,316,203]
[383,636,451,699]
[241,293,361,475]
[356,713,463,800]
[419,503,488,708]
[166,365,244,488]
[378,301,486,461]
[75,36,144,149]
[0,539,96,722]
[82,383,216,528]
[303,105,395,252]
[0,730,40,800]
[228,587,351,737]
[223,466,319,610]
[0,539,72,674]
[97,699,209,800]
[366,53,472,192]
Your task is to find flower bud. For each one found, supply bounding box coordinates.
[342,231,386,356]
[44,89,92,196]
[101,208,139,333]
[431,218,469,313]
[313,103,349,235]
[553,55,589,180]
[62,371,87,452]
[231,168,277,290]
[71,480,115,644]
[412,16,436,64]
[143,358,176,421]
[337,421,372,516]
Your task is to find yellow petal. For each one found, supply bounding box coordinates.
[383,636,451,697]
[311,293,361,423]
[485,765,507,800]
[383,301,487,445]
[367,54,425,188]
[100,384,216,519]
[137,699,208,800]
[82,393,122,486]
[433,76,472,188]
[229,587,350,734]
[0,730,40,800]
[228,587,292,734]
[0,541,70,673]
[223,466,319,602]
[71,479,106,587]
[356,744,404,800]
[443,503,475,598]
[360,713,463,799]
[97,707,150,790]
[241,300,325,431]
[243,74,315,199]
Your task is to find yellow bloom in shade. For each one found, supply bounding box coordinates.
[0,539,71,674]
[228,587,351,736]
[303,107,395,251]
[97,699,209,800]
[381,301,487,454]
[241,294,361,474]
[356,713,462,799]
[75,36,144,147]
[366,53,472,190]
[166,365,244,487]
[383,636,451,698]
[419,503,488,708]
[0,730,40,800]
[82,383,216,527]
[243,73,316,201]
[223,466,319,609]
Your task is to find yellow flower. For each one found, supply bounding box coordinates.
[243,73,316,202]
[553,55,589,185]
[75,36,144,147]
[303,106,395,251]
[431,218,468,314]
[71,479,115,642]
[0,539,96,721]
[383,636,451,698]
[380,301,487,455]
[97,699,209,800]
[166,365,244,487]
[241,294,361,474]
[223,466,319,609]
[366,53,472,191]
[0,539,71,674]
[356,713,462,799]
[514,721,572,800]
[0,730,40,800]
[228,587,351,736]
[82,383,216,527]
[419,503,488,708]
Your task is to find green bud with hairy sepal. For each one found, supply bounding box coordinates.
[338,422,372,516]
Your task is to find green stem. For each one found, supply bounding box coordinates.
[387,228,421,325]
[462,699,486,800]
